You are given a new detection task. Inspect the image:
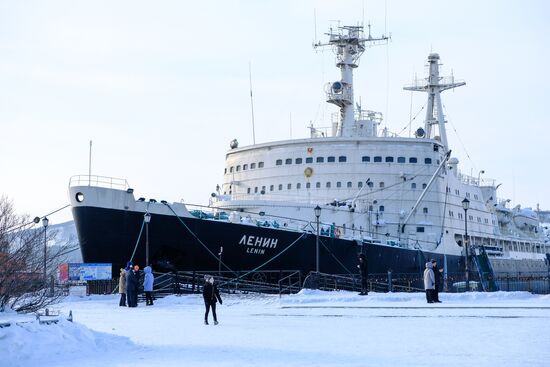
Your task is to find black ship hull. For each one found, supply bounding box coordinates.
[73,206,464,277]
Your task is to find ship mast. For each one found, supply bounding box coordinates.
[404,53,465,151]
[315,24,388,137]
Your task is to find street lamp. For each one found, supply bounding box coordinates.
[42,217,49,286]
[144,212,151,266]
[314,205,321,273]
[461,198,470,292]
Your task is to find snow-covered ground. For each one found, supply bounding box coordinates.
[2,290,550,367]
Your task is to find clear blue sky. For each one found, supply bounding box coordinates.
[1,0,549,224]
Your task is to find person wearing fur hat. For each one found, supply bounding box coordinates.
[143,266,155,306]
[357,254,368,295]
[202,275,222,325]
[118,267,127,307]
[423,262,435,303]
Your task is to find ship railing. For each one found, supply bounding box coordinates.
[278,271,302,296]
[456,172,495,187]
[69,175,129,190]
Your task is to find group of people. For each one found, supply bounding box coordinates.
[423,259,443,303]
[118,261,155,307]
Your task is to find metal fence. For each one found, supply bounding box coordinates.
[82,270,550,296]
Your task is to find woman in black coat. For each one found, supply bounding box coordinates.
[202,275,222,325]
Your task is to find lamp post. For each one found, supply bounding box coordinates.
[144,212,151,266]
[42,217,49,286]
[314,205,321,273]
[461,198,470,292]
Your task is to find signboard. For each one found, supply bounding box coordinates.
[58,263,69,282]
[68,263,112,281]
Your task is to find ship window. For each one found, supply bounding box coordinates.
[423,207,428,214]
[425,158,432,164]
[338,156,346,162]
[379,182,385,188]
[270,185,274,191]
[316,157,324,163]
[484,218,489,224]
[397,157,406,163]
[362,156,370,162]
[258,162,264,168]
[358,181,363,188]
[230,167,234,173]
[295,158,303,164]
[224,168,227,174]
[436,160,440,165]
[411,183,417,189]
[285,158,292,165]
[379,205,385,212]
[236,165,241,172]
[276,159,283,166]
[347,182,352,188]
[287,183,292,190]
[422,183,427,189]
[327,156,335,163]
[297,183,301,189]
[247,188,251,194]
[243,164,248,170]
[306,182,311,189]
[278,184,283,190]
[466,192,470,198]
[316,182,321,188]
[306,157,313,163]
[416,227,425,233]
[374,156,382,162]
[251,163,256,169]
[254,187,258,193]
[409,157,418,163]
[326,182,331,188]
[75,192,84,202]
[385,156,394,163]
[477,217,481,223]
[448,210,453,217]
[367,181,374,188]
[474,194,479,200]
[458,213,463,219]
[336,182,342,188]
[469,215,473,221]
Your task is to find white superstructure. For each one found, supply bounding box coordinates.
[210,24,549,272]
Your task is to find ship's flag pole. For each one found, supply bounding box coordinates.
[88,140,92,186]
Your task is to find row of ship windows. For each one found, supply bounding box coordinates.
[448,211,494,224]
[239,180,428,193]
[225,156,438,174]
[446,187,479,200]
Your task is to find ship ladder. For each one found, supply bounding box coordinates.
[473,246,499,292]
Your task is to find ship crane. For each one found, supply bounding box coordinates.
[403,54,465,152]
[314,24,388,137]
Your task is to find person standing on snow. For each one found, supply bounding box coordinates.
[431,259,443,303]
[423,262,435,303]
[357,253,369,295]
[202,275,222,325]
[143,266,155,306]
[118,267,127,307]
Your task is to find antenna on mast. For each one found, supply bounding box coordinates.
[88,140,92,186]
[249,62,256,145]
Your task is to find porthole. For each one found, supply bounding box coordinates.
[75,192,84,202]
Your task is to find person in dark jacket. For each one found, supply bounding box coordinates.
[357,254,368,295]
[202,275,222,325]
[431,259,443,303]
[126,264,140,307]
